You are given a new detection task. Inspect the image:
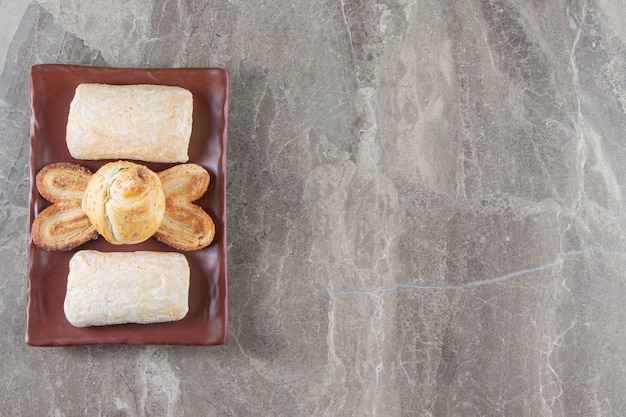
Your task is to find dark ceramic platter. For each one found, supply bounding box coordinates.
[26,64,228,346]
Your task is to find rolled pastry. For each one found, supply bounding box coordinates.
[82,161,166,245]
[66,83,193,163]
[64,250,190,327]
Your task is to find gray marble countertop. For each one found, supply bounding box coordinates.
[1,1,625,416]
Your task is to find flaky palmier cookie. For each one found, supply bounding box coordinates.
[31,163,98,251]
[155,163,215,251]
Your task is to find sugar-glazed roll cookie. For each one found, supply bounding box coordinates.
[66,83,193,163]
[64,250,190,327]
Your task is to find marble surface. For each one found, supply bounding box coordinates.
[1,0,625,415]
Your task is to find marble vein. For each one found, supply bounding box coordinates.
[326,246,616,297]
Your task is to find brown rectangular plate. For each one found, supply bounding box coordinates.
[27,64,228,346]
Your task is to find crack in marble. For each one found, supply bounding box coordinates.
[568,0,589,216]
[465,0,499,77]
[340,0,354,61]
[326,246,620,297]
[539,320,591,412]
[318,304,348,415]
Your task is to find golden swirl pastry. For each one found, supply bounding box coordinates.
[82,161,166,245]
[155,163,215,251]
[31,163,98,251]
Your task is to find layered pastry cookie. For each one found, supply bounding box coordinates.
[155,163,215,251]
[66,83,193,163]
[31,162,97,251]
[64,250,190,327]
